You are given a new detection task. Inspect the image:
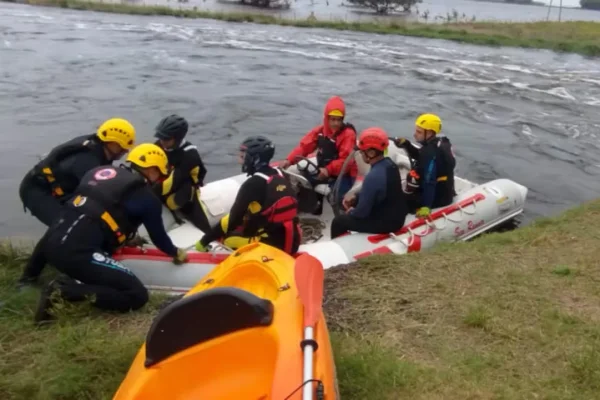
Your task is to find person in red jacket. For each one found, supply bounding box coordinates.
[280,96,357,214]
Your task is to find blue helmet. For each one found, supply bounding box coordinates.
[240,135,275,174]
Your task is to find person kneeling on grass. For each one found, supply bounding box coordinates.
[19,143,189,325]
[330,127,408,239]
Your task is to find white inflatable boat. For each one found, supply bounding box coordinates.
[114,141,528,293]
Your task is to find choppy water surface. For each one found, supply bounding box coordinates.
[1,3,600,239]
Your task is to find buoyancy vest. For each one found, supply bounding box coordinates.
[32,134,99,198]
[407,136,456,207]
[252,168,299,225]
[158,140,204,185]
[68,165,146,247]
[316,123,356,168]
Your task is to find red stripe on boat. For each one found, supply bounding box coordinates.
[354,246,393,259]
[367,193,486,244]
[407,235,421,253]
[113,247,230,264]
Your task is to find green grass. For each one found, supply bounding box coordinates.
[6,0,600,57]
[324,198,600,399]
[2,199,600,398]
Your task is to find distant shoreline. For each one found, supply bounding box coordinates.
[471,0,581,8]
[3,0,600,57]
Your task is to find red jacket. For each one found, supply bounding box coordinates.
[286,96,358,178]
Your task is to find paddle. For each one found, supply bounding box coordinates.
[294,253,325,400]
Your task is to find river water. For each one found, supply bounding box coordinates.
[1,2,600,239]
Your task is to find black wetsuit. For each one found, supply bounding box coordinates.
[402,136,456,212]
[154,140,210,232]
[19,135,111,226]
[199,166,301,254]
[20,165,178,313]
[331,157,407,238]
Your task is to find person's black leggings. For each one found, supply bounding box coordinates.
[330,214,406,239]
[19,174,64,227]
[180,192,211,233]
[49,249,149,312]
[167,183,212,233]
[42,212,149,312]
[262,221,302,255]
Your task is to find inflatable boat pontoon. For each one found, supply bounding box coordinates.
[114,140,528,293]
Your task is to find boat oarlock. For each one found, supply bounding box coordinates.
[116,139,528,294]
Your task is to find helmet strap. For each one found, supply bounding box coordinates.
[361,149,383,163]
[424,131,436,142]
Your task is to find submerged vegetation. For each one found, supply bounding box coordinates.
[2,199,600,398]
[4,0,600,56]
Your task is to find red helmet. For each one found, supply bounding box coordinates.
[358,127,389,152]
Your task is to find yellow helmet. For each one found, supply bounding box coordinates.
[126,143,169,175]
[96,118,136,150]
[415,113,442,134]
[328,109,344,118]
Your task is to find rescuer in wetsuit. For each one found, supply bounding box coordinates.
[153,114,211,233]
[19,143,189,325]
[279,96,357,214]
[195,136,301,255]
[394,113,456,218]
[18,118,137,227]
[330,127,408,238]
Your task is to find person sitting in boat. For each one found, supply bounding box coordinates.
[18,118,137,227]
[279,95,357,214]
[153,114,211,233]
[18,143,189,325]
[394,113,456,218]
[330,127,408,239]
[195,136,301,255]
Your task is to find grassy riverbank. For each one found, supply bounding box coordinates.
[5,0,600,57]
[1,199,600,399]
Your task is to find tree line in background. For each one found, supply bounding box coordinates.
[344,0,549,15]
[581,0,600,9]
[346,0,420,14]
[346,0,600,14]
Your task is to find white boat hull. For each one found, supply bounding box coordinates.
[115,141,528,293]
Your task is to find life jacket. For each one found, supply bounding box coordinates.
[68,165,146,247]
[251,168,300,254]
[316,123,356,168]
[32,134,98,198]
[407,136,456,207]
[253,168,299,225]
[156,140,206,199]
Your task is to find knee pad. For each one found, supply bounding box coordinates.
[165,193,179,211]
[220,214,231,232]
[223,235,254,250]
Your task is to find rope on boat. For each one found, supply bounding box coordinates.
[299,217,326,244]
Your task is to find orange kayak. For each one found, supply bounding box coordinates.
[113,242,339,400]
